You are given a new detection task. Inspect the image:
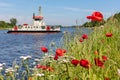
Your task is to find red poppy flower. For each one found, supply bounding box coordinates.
[82,34,88,39]
[56,48,64,56]
[92,12,103,21]
[28,77,33,80]
[92,12,103,18]
[79,38,83,42]
[71,59,79,66]
[88,16,97,21]
[41,66,48,70]
[41,46,48,53]
[94,58,104,68]
[102,55,108,62]
[62,49,66,53]
[79,59,92,68]
[94,17,102,21]
[94,51,99,55]
[54,54,59,60]
[86,11,103,21]
[86,16,93,19]
[36,64,42,69]
[104,77,110,80]
[106,33,113,37]
[47,66,54,71]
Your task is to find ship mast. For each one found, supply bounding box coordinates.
[39,6,42,16]
[33,6,45,26]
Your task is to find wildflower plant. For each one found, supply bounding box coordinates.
[62,19,120,80]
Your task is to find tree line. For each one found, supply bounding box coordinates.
[0,18,17,29]
[0,12,120,29]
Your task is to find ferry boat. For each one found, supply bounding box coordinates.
[7,6,61,33]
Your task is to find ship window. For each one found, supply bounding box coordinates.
[51,26,55,29]
[41,26,45,29]
[35,19,40,21]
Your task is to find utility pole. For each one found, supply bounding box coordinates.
[76,19,79,29]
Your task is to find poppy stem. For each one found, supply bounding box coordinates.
[65,63,70,80]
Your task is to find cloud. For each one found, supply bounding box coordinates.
[81,9,96,12]
[63,7,96,12]
[64,7,80,12]
[0,2,13,11]
[0,2,12,7]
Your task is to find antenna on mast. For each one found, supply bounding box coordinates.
[33,13,35,18]
[39,6,42,16]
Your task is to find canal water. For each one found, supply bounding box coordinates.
[0,27,91,67]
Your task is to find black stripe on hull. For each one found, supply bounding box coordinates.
[7,30,61,34]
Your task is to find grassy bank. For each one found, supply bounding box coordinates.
[0,28,10,30]
[62,20,120,80]
[0,19,120,80]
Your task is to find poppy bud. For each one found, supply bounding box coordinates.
[82,34,88,39]
[56,48,64,56]
[41,46,48,53]
[106,33,113,37]
[71,59,79,66]
[80,59,92,68]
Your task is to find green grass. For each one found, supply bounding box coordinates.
[63,21,120,80]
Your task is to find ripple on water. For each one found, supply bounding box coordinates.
[0,28,92,67]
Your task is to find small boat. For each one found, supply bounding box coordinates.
[7,6,61,33]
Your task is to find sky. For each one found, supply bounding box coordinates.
[0,0,120,26]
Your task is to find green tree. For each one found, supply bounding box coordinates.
[0,21,6,28]
[82,19,105,27]
[10,18,17,26]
